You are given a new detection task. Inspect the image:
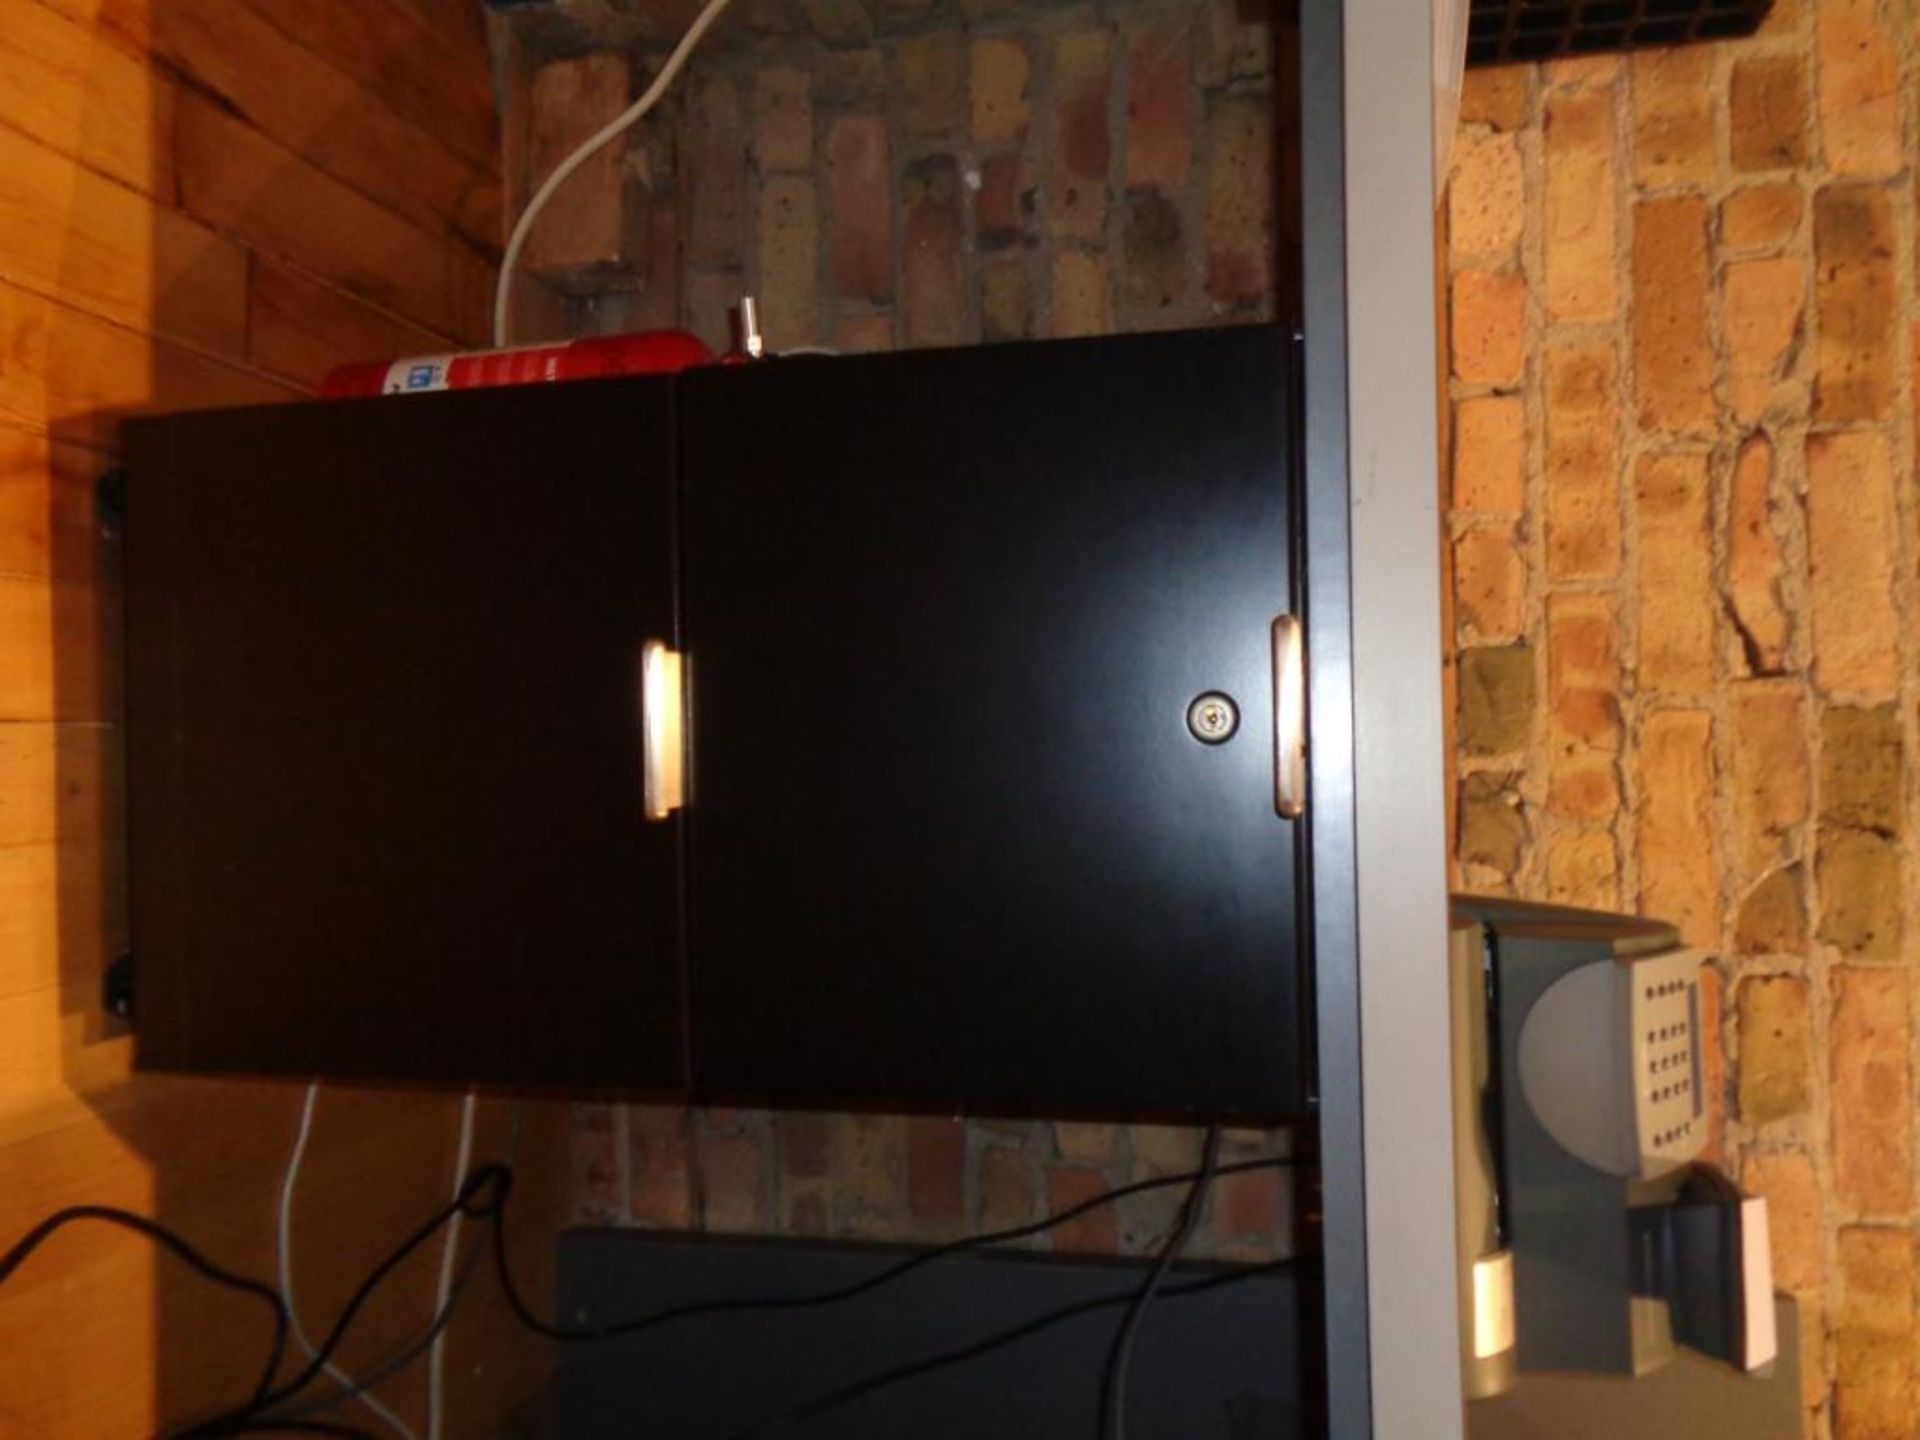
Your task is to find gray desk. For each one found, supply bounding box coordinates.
[1471,1299,1802,1439]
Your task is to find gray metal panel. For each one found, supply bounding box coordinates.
[1339,0,1466,1431]
[1299,0,1371,1433]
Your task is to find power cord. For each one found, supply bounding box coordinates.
[425,1091,478,1440]
[1101,1125,1223,1440]
[278,1083,417,1440]
[492,0,735,346]
[484,1151,1297,1343]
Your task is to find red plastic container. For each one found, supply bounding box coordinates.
[319,329,716,398]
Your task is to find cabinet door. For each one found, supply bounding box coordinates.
[125,380,686,1091]
[680,326,1305,1118]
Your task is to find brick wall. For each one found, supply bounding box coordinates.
[1446,2,1919,1433]
[517,0,1300,1265]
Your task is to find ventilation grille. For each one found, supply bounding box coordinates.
[1467,0,1773,68]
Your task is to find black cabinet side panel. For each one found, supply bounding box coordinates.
[680,325,1304,1120]
[124,380,686,1092]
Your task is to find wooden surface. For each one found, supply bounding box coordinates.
[0,1,568,1435]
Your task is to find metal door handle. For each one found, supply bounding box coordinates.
[1273,615,1306,818]
[642,639,686,821]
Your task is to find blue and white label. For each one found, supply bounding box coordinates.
[382,354,453,394]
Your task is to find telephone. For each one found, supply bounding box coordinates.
[1449,898,1776,1396]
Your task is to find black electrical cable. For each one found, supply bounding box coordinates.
[728,1257,1291,1438]
[1101,1124,1223,1440]
[170,1166,516,1440]
[266,1221,490,1428]
[217,1423,387,1439]
[0,1205,291,1416]
[485,1151,1299,1343]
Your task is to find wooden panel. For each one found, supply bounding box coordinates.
[0,2,553,1434]
[81,0,503,256]
[175,87,496,344]
[247,255,455,392]
[0,276,297,451]
[0,122,248,360]
[0,2,174,201]
[233,0,500,171]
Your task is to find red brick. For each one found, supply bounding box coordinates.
[1130,1125,1203,1175]
[1051,249,1112,339]
[1630,46,1715,188]
[757,175,820,350]
[779,1112,832,1180]
[803,0,873,45]
[1125,16,1193,190]
[970,37,1030,143]
[629,1105,692,1228]
[978,1145,1038,1235]
[1458,67,1529,131]
[1209,1164,1286,1243]
[894,33,962,137]
[1727,437,1789,676]
[1735,864,1809,956]
[974,152,1032,245]
[1459,770,1528,877]
[1459,643,1536,757]
[1634,452,1713,696]
[907,1116,967,1226]
[1544,54,1619,89]
[1547,752,1621,823]
[752,65,812,174]
[1046,1167,1119,1254]
[783,1187,830,1236]
[1817,0,1902,177]
[902,156,966,347]
[1831,968,1913,1217]
[688,70,748,270]
[834,312,894,353]
[1819,705,1903,834]
[1721,184,1803,253]
[1452,270,1527,388]
[1453,527,1524,641]
[1730,56,1810,171]
[1543,342,1620,579]
[1697,965,1727,1162]
[827,117,892,305]
[839,1113,906,1226]
[1547,593,1622,753]
[1729,683,1809,883]
[1834,1227,1914,1440]
[697,1130,764,1233]
[1448,132,1523,264]
[1205,92,1272,307]
[1054,1122,1117,1164]
[1120,189,1185,317]
[1814,186,1897,424]
[1807,431,1897,699]
[526,56,633,278]
[1741,1150,1824,1293]
[1737,975,1813,1123]
[1546,829,1620,911]
[1631,196,1713,434]
[1636,710,1717,948]
[1047,31,1110,241]
[1543,86,1619,324]
[572,1102,625,1222]
[980,255,1032,343]
[685,267,743,355]
[1818,828,1903,959]
[1451,395,1526,513]
[1723,258,1804,426]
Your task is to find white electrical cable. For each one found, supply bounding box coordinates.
[425,1089,479,1440]
[492,0,738,348]
[278,1082,420,1440]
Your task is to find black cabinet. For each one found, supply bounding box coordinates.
[125,383,688,1091]
[123,324,1307,1120]
[680,328,1304,1117]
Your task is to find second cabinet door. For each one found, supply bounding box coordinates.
[679,325,1307,1120]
